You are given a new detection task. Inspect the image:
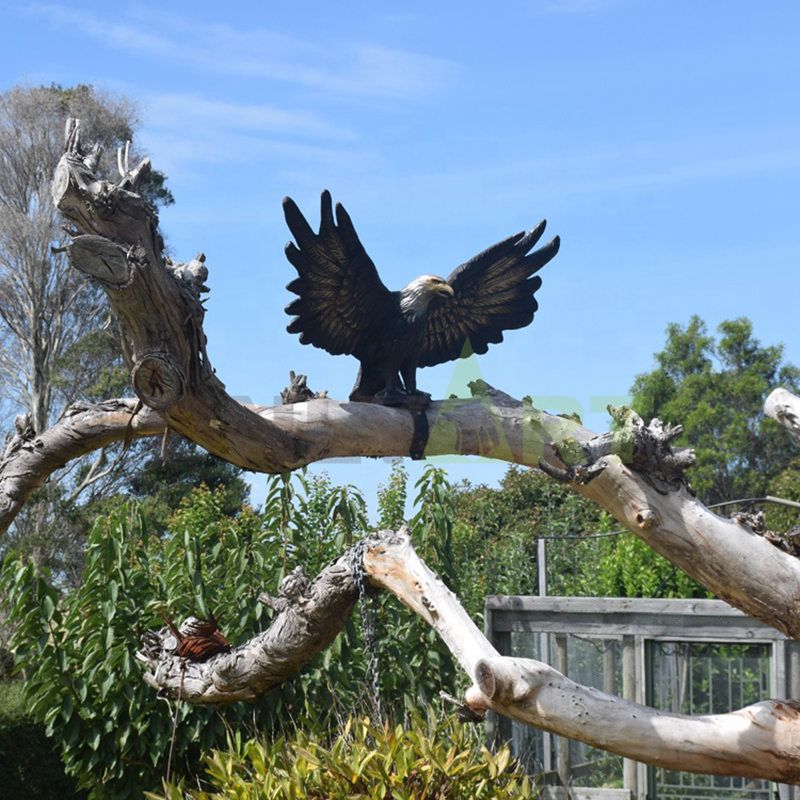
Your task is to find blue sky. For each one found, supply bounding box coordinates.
[2,0,798,511]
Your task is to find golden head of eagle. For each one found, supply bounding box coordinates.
[283,191,559,405]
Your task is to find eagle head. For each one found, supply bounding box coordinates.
[399,275,454,319]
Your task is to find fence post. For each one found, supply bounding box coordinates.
[538,537,553,774]
[554,633,571,788]
[603,639,616,695]
[622,634,640,798]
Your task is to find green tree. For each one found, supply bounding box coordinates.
[125,437,250,533]
[450,464,709,605]
[631,316,800,504]
[766,457,800,534]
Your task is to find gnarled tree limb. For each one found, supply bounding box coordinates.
[137,542,360,703]
[33,127,800,639]
[0,399,165,533]
[366,529,800,784]
[141,529,800,782]
[26,127,800,784]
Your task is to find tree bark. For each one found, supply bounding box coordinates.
[137,545,360,704]
[0,399,165,533]
[141,528,800,783]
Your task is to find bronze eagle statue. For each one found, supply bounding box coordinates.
[283,191,559,405]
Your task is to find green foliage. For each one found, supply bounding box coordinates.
[556,532,711,599]
[0,470,475,798]
[125,437,250,534]
[631,316,800,504]
[377,461,408,530]
[0,477,368,799]
[368,466,459,710]
[448,465,709,604]
[154,712,532,800]
[0,681,85,798]
[766,458,800,534]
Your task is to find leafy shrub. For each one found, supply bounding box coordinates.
[154,712,533,800]
[0,470,467,798]
[449,465,709,604]
[0,681,85,798]
[0,477,369,799]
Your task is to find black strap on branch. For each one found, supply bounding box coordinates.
[410,410,429,460]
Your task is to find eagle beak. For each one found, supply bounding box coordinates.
[437,284,455,298]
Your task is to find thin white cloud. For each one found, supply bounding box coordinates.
[386,132,800,208]
[24,4,456,99]
[143,93,354,141]
[132,90,373,181]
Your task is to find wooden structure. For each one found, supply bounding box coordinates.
[486,596,800,800]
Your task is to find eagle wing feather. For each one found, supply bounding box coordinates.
[418,220,559,368]
[283,191,393,357]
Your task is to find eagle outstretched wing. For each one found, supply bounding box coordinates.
[283,191,393,356]
[418,221,559,368]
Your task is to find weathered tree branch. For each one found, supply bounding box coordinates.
[0,399,165,532]
[137,543,360,703]
[767,388,800,446]
[365,529,800,784]
[32,131,800,783]
[28,127,800,639]
[141,529,800,782]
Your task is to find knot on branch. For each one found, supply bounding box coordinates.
[733,509,767,534]
[608,407,695,487]
[132,353,186,411]
[66,235,135,287]
[539,407,695,491]
[766,528,800,559]
[735,510,800,559]
[258,566,313,612]
[280,371,328,404]
[468,379,520,408]
[538,457,610,486]
[279,566,311,599]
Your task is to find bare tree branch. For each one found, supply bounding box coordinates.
[31,122,800,784]
[139,528,800,783]
[365,529,800,784]
[0,399,165,532]
[3,129,784,639]
[136,544,360,704]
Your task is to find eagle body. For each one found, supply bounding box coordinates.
[347,283,449,401]
[282,191,559,405]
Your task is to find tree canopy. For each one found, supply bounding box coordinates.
[630,316,800,505]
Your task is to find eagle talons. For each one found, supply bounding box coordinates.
[374,388,410,406]
[372,388,432,411]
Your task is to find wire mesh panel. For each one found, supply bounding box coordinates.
[508,632,546,774]
[509,632,624,788]
[649,642,772,800]
[486,596,796,800]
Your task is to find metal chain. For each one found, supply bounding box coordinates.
[350,538,382,720]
